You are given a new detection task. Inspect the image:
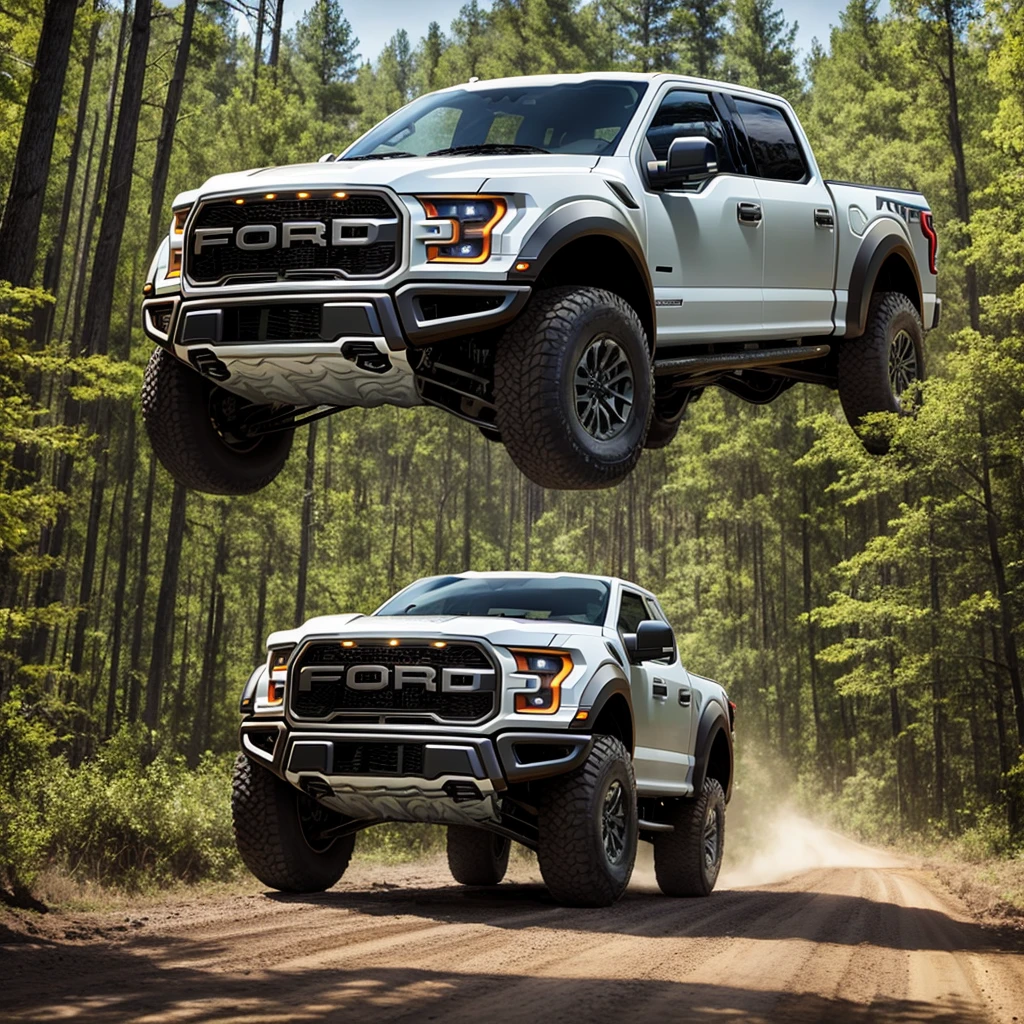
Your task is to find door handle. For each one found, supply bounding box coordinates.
[653,679,668,701]
[737,202,762,224]
[678,688,692,707]
[814,208,835,228]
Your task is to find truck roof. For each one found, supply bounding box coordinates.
[436,70,794,110]
[418,570,659,602]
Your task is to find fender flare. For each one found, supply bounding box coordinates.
[570,660,634,752]
[512,199,655,348]
[693,699,734,803]
[845,222,923,338]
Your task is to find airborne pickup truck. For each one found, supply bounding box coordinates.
[141,72,938,494]
[232,572,735,907]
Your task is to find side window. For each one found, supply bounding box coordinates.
[733,99,807,182]
[616,591,649,634]
[645,90,727,166]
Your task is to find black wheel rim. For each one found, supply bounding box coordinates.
[703,804,719,873]
[297,793,340,854]
[602,779,628,865]
[889,329,918,404]
[573,335,635,441]
[208,390,262,453]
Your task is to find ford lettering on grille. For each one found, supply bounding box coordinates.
[186,193,401,285]
[289,642,497,721]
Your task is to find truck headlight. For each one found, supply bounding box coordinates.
[266,645,294,706]
[416,195,507,263]
[510,649,572,714]
[166,206,190,279]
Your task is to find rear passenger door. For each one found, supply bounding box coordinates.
[731,97,837,337]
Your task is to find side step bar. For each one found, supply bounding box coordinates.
[638,818,674,833]
[654,343,831,377]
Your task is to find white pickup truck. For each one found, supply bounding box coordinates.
[232,572,735,907]
[141,72,939,493]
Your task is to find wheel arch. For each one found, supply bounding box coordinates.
[693,701,734,803]
[572,662,635,754]
[512,201,655,352]
[845,224,923,338]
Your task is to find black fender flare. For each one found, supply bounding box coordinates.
[693,699,734,803]
[511,199,655,349]
[845,221,923,338]
[570,660,634,752]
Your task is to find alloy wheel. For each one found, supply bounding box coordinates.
[602,779,628,865]
[573,335,635,441]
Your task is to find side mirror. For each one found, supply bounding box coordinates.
[647,136,719,189]
[623,620,675,664]
[318,153,336,163]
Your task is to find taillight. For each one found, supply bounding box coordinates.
[920,211,938,276]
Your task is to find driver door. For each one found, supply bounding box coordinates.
[641,87,764,346]
[616,589,693,794]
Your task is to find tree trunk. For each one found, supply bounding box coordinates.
[251,0,267,102]
[79,0,153,357]
[143,481,187,730]
[147,0,198,257]
[127,453,157,721]
[0,0,79,287]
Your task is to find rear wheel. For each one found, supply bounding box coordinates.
[446,826,510,886]
[142,347,294,495]
[653,778,726,897]
[536,735,637,907]
[231,754,354,893]
[837,291,924,454]
[495,287,652,489]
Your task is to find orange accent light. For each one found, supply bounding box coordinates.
[234,198,245,205]
[297,192,310,199]
[419,195,507,264]
[574,709,589,721]
[172,208,189,234]
[389,639,400,647]
[432,641,447,649]
[341,640,356,648]
[264,193,277,200]
[511,648,572,715]
[143,282,153,295]
[167,248,182,278]
[334,191,348,199]
[515,261,530,272]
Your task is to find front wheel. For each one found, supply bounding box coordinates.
[837,291,924,455]
[231,754,355,893]
[142,347,294,495]
[536,735,638,907]
[494,287,653,490]
[446,826,510,886]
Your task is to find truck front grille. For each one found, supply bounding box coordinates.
[290,641,496,722]
[186,191,401,285]
[333,741,425,776]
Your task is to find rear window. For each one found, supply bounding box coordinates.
[734,99,807,182]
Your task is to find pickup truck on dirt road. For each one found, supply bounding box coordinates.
[141,72,938,494]
[232,572,734,907]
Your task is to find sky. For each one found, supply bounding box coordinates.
[245,1,891,67]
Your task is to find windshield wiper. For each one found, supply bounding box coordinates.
[339,151,418,161]
[427,143,550,156]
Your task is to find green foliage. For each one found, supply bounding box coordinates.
[724,0,801,97]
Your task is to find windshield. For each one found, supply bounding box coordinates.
[374,576,611,625]
[343,81,648,159]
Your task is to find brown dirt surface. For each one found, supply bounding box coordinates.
[4,824,1024,1023]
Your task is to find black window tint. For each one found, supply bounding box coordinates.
[617,591,649,634]
[646,90,726,164]
[734,99,807,182]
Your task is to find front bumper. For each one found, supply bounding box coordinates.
[240,720,592,825]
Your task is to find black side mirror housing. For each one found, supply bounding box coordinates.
[647,136,719,189]
[623,619,675,663]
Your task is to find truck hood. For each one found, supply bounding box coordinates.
[267,613,606,650]
[192,154,602,198]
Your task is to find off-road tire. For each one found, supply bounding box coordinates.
[142,347,294,495]
[446,826,511,886]
[653,777,726,897]
[837,291,924,455]
[536,735,638,907]
[495,287,653,489]
[231,754,354,893]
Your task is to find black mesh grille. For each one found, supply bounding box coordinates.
[290,642,496,721]
[187,193,400,284]
[223,304,323,342]
[332,742,425,776]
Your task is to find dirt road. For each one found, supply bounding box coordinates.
[4,823,1023,1023]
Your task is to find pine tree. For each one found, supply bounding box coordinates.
[724,0,801,98]
[674,0,728,78]
[294,0,360,121]
[609,0,678,71]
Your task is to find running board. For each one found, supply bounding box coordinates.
[638,818,674,833]
[654,343,831,377]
